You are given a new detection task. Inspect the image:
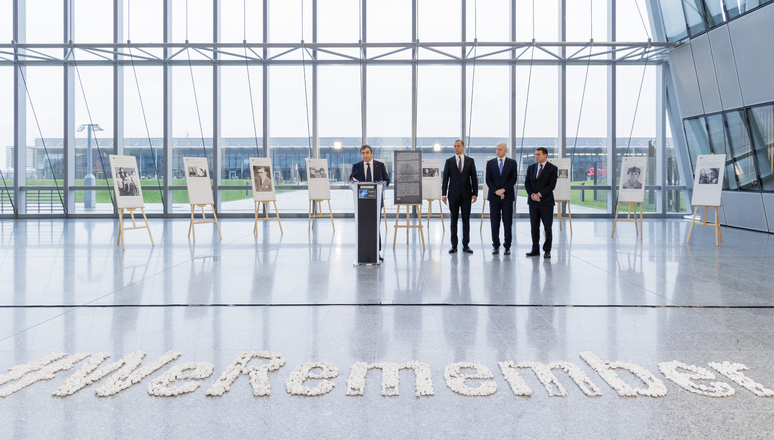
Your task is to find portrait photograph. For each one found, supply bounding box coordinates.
[114,166,140,197]
[252,165,273,192]
[699,168,720,184]
[423,167,439,178]
[621,166,643,189]
[557,169,569,179]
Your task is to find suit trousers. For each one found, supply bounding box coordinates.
[449,196,472,248]
[528,202,553,252]
[489,197,513,249]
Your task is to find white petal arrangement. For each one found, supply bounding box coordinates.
[580,352,667,397]
[658,361,734,397]
[206,351,286,397]
[147,362,215,397]
[285,362,338,396]
[95,350,181,397]
[0,353,66,386]
[498,362,532,396]
[443,362,497,396]
[53,351,114,397]
[708,361,774,397]
[517,361,602,397]
[0,353,90,398]
[346,361,434,397]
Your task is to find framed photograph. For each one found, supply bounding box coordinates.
[109,155,145,209]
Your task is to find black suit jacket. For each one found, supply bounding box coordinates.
[442,155,478,200]
[485,157,518,201]
[349,160,390,187]
[524,161,558,206]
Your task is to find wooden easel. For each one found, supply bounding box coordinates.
[611,201,643,239]
[254,200,283,234]
[554,200,573,234]
[686,205,723,246]
[393,204,425,249]
[308,199,335,232]
[188,203,222,242]
[479,196,490,232]
[116,207,154,250]
[424,198,445,230]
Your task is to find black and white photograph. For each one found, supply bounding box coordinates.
[422,167,439,178]
[699,167,720,184]
[252,165,273,192]
[309,167,327,179]
[621,166,643,189]
[115,166,140,197]
[557,169,569,179]
[187,166,207,178]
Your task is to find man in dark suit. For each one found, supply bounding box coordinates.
[485,143,518,255]
[349,144,390,186]
[442,139,478,254]
[524,147,558,259]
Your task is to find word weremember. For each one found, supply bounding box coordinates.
[1,351,772,399]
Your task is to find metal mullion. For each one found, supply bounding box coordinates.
[312,0,318,159]
[411,0,417,150]
[63,0,75,216]
[263,0,269,159]
[213,0,221,211]
[461,0,466,145]
[607,0,616,214]
[360,0,366,146]
[114,0,124,159]
[162,0,173,213]
[13,0,27,216]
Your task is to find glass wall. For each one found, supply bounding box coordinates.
[658,0,774,40]
[748,104,774,190]
[2,0,677,217]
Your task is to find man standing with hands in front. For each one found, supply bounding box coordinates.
[524,147,558,259]
[486,143,518,255]
[442,139,478,254]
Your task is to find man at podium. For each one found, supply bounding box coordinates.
[349,144,390,186]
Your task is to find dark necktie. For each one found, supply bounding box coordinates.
[536,163,543,180]
[458,156,462,172]
[499,158,503,175]
[366,162,372,181]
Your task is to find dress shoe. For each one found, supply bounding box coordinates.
[544,252,551,259]
[449,248,458,254]
[504,249,511,255]
[492,248,499,255]
[525,251,540,257]
[463,247,473,254]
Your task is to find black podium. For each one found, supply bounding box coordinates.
[349,181,384,265]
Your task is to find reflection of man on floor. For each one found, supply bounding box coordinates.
[622,166,642,189]
[254,166,273,192]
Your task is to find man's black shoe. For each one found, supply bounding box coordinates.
[449,248,458,254]
[504,249,511,255]
[463,247,473,254]
[492,248,499,255]
[544,252,551,259]
[525,251,540,257]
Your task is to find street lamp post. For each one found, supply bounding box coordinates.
[77,124,104,209]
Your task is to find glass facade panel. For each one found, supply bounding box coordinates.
[26,0,62,44]
[319,66,361,183]
[221,0,263,43]
[724,0,774,19]
[617,0,653,42]
[419,0,461,43]
[367,0,411,44]
[684,116,710,170]
[567,0,608,42]
[124,0,163,43]
[74,0,112,44]
[747,105,774,190]
[1,2,12,43]
[682,0,708,36]
[465,0,509,42]
[26,68,63,184]
[0,68,12,188]
[367,66,411,158]
[725,110,759,190]
[702,0,726,27]
[515,0,558,41]
[659,0,689,41]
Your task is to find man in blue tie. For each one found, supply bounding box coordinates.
[524,147,558,259]
[442,139,478,254]
[485,143,518,255]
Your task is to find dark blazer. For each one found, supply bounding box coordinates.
[524,161,558,206]
[485,157,518,201]
[442,155,478,200]
[349,160,390,187]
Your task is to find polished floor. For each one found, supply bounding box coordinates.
[1,216,774,439]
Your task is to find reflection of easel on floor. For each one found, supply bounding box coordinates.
[188,204,222,242]
[254,200,283,235]
[382,193,388,231]
[611,201,643,239]
[117,207,154,250]
[308,199,335,232]
[393,204,425,249]
[554,200,572,234]
[479,196,490,231]
[686,205,723,246]
[424,198,445,230]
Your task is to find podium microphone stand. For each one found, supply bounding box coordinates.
[349,180,384,265]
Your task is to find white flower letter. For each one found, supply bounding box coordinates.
[148,362,215,397]
[1,353,67,386]
[443,362,497,397]
[709,361,774,397]
[658,361,734,397]
[53,352,113,397]
[286,362,338,396]
[95,351,181,397]
[346,361,434,397]
[498,362,532,397]
[580,351,667,397]
[0,353,90,398]
[517,361,602,397]
[205,351,286,397]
